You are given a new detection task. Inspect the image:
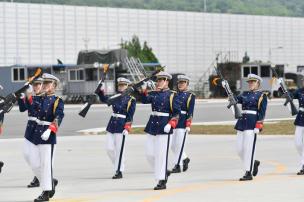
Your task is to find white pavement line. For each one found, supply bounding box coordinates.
[76,117,295,135]
[7,98,287,111]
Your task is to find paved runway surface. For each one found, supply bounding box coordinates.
[0,99,294,139]
[0,135,303,202]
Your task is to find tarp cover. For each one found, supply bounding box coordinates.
[77,49,128,65]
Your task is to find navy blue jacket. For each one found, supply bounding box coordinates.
[0,111,3,129]
[17,96,41,143]
[234,91,268,131]
[141,89,180,135]
[31,95,64,145]
[176,91,195,129]
[293,88,304,126]
[97,90,136,133]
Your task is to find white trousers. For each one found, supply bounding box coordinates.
[171,128,188,166]
[146,134,170,181]
[236,130,257,172]
[294,126,304,167]
[28,143,56,191]
[23,139,39,177]
[106,132,126,172]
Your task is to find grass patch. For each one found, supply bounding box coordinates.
[129,120,296,135]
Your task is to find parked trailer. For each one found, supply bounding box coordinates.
[0,63,118,103]
[0,49,161,103]
[239,62,285,97]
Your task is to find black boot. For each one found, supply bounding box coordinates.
[49,178,58,198]
[253,160,260,177]
[27,176,40,188]
[154,180,167,190]
[170,165,181,173]
[297,165,304,175]
[0,161,3,173]
[34,191,50,202]
[239,171,253,181]
[112,171,123,179]
[183,158,190,172]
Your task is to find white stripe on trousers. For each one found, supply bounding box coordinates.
[171,128,188,166]
[106,132,126,172]
[294,126,304,167]
[146,134,169,181]
[236,130,257,172]
[31,144,55,191]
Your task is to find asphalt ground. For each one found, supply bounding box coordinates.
[0,135,303,202]
[0,99,294,139]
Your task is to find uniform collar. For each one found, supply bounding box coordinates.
[160,88,170,92]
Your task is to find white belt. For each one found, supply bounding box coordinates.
[299,107,304,112]
[112,113,126,119]
[28,117,37,121]
[180,111,187,115]
[242,110,257,115]
[151,111,170,117]
[27,117,51,126]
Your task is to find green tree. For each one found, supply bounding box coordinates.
[120,35,159,63]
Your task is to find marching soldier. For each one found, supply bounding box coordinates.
[18,78,43,188]
[97,77,136,179]
[31,73,64,202]
[233,74,267,181]
[290,86,304,175]
[0,111,4,173]
[170,75,195,173]
[140,71,180,190]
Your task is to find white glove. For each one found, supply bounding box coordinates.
[122,129,129,136]
[253,128,260,134]
[164,124,172,133]
[141,81,148,91]
[185,127,191,133]
[278,78,284,85]
[20,93,25,99]
[41,129,51,141]
[221,80,226,88]
[26,84,33,94]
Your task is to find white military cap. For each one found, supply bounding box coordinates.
[42,73,60,83]
[33,77,44,84]
[247,74,263,83]
[156,71,172,80]
[117,77,132,85]
[177,75,190,82]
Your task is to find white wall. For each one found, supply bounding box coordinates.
[1,2,304,84]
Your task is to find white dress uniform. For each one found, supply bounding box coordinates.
[30,73,65,202]
[170,75,195,173]
[97,77,136,179]
[234,74,268,181]
[141,71,181,190]
[17,78,43,188]
[291,87,304,174]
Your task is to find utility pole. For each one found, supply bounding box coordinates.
[204,0,207,12]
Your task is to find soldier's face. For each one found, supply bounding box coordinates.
[42,81,56,94]
[178,81,188,91]
[156,78,168,89]
[33,83,42,94]
[248,80,259,91]
[118,83,128,92]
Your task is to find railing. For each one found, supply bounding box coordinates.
[194,51,239,98]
